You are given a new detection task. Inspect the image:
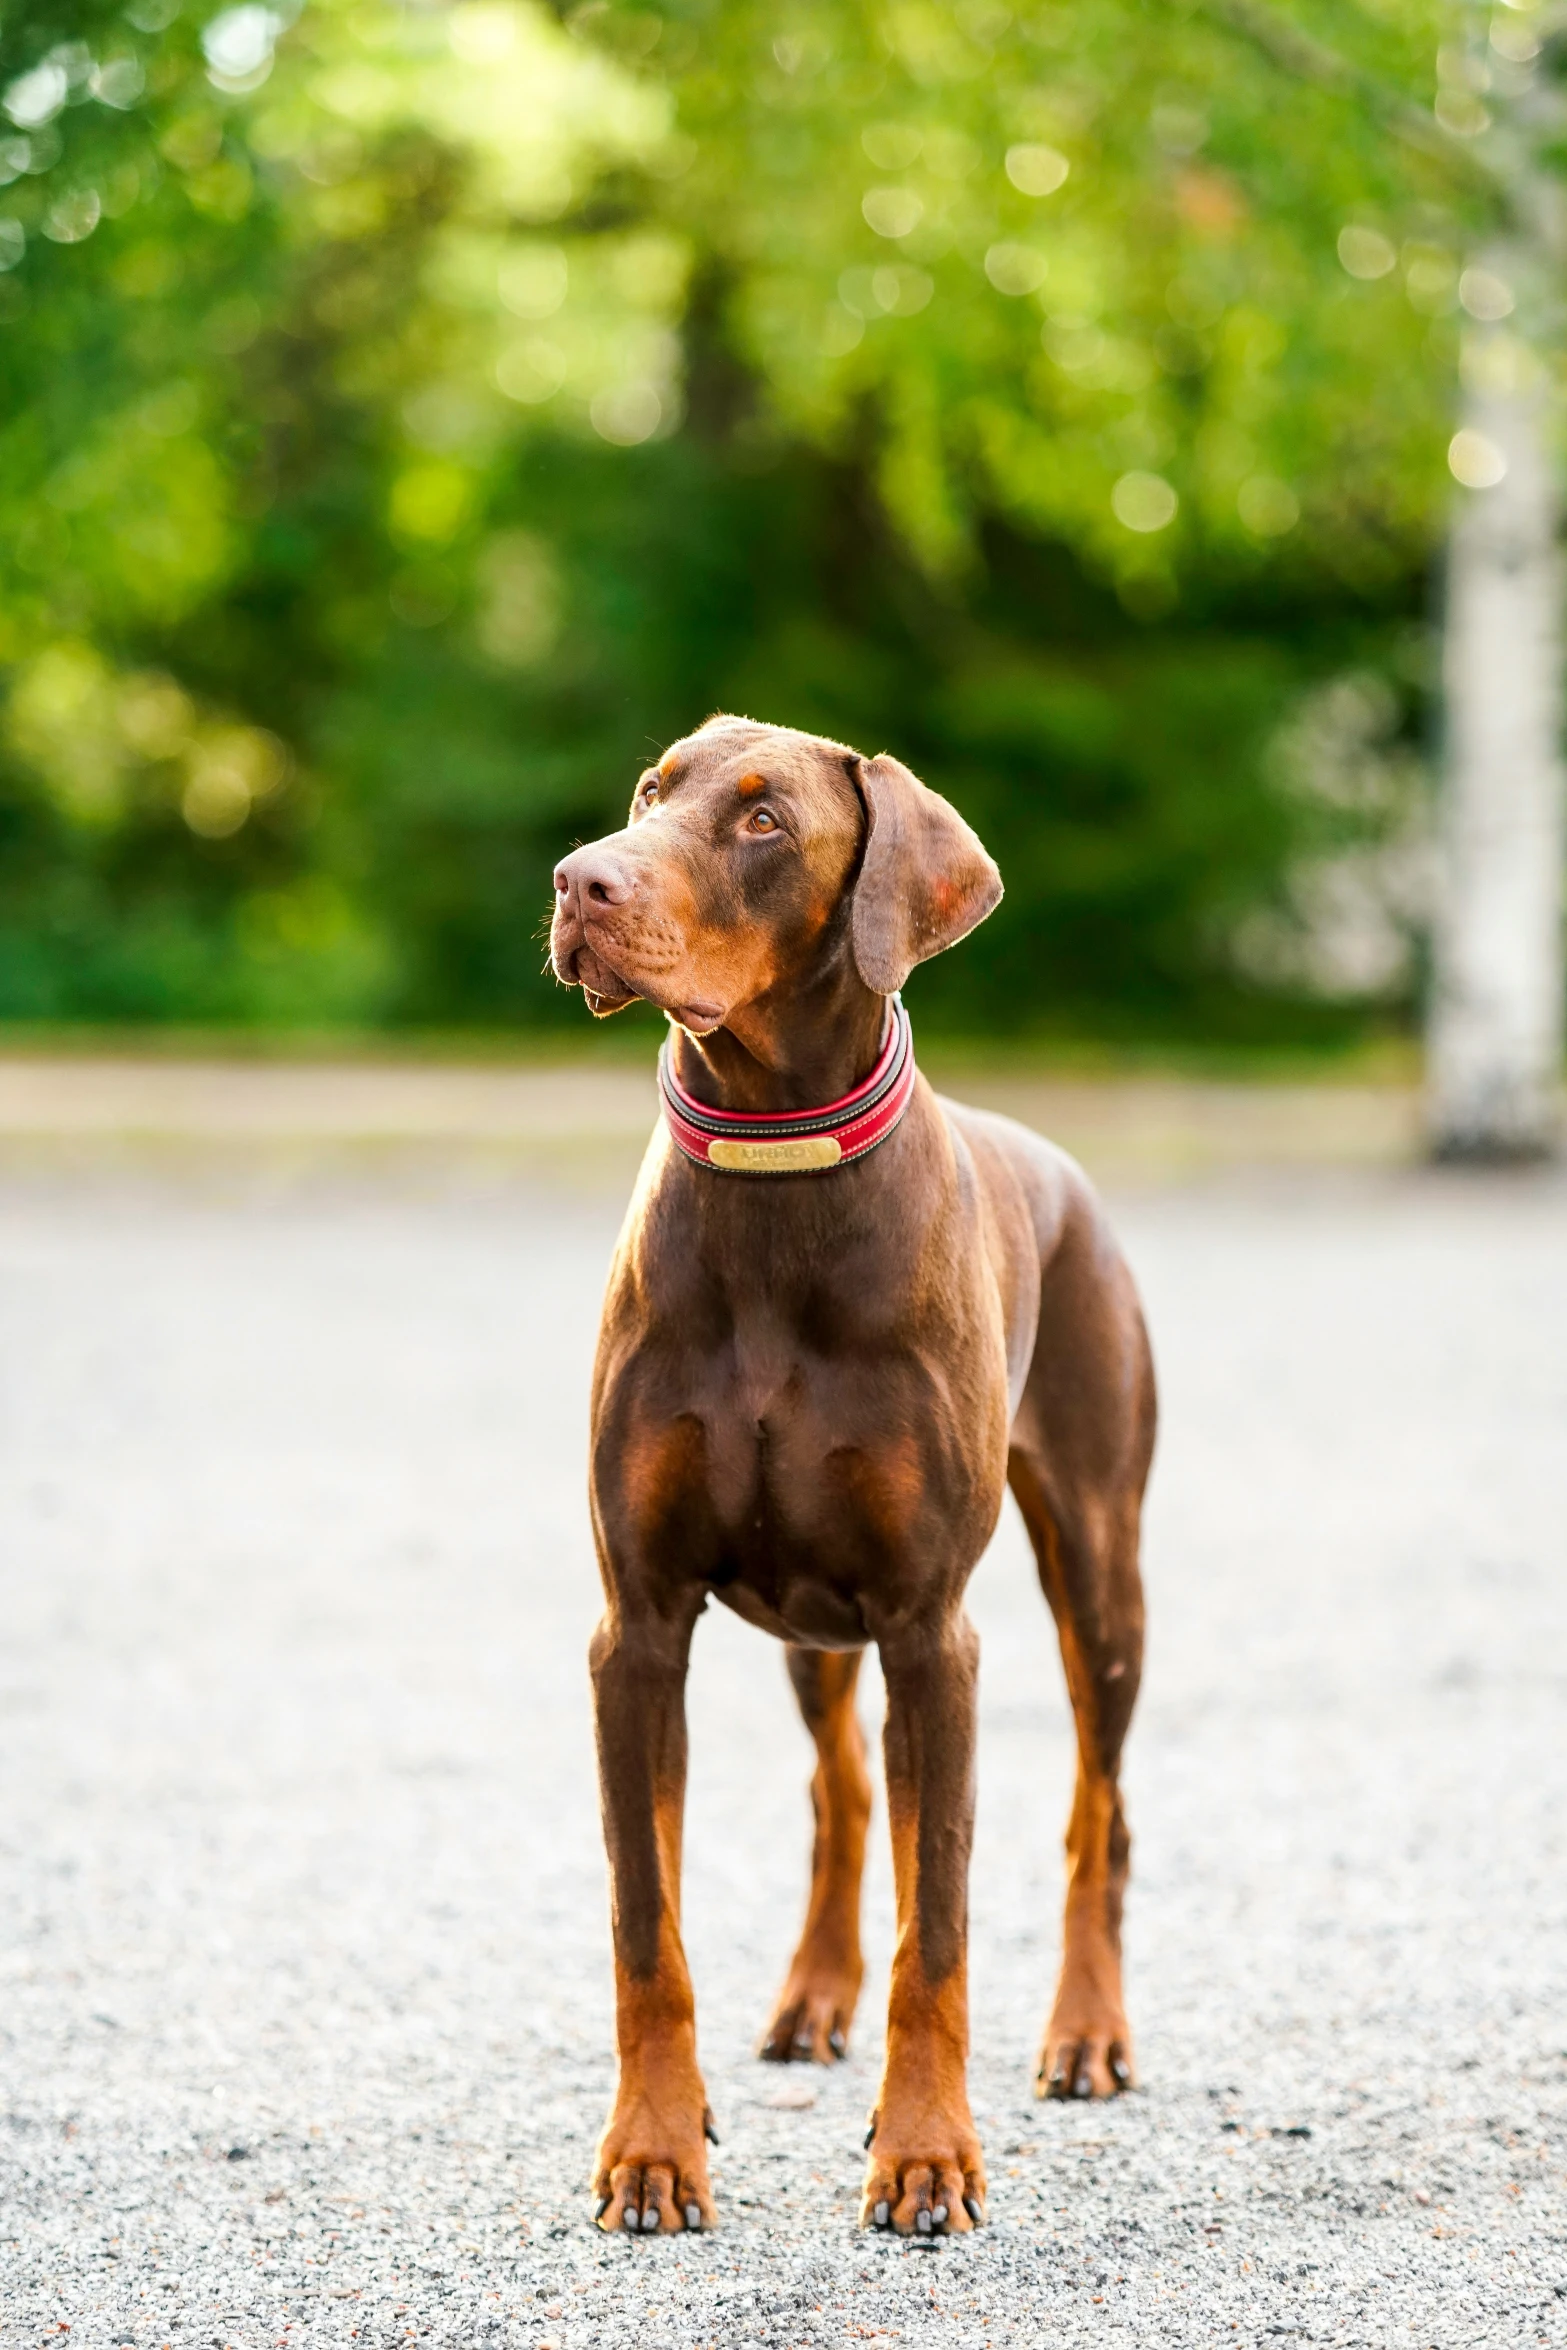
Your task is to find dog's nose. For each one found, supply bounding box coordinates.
[555,846,636,910]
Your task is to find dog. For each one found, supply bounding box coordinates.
[549,716,1155,2238]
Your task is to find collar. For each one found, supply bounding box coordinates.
[658,997,916,1176]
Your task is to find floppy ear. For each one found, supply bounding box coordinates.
[848,752,1003,995]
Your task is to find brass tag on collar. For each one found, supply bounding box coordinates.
[708,1133,843,1173]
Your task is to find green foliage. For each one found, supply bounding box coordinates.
[0,0,1537,1037]
[650,0,1475,596]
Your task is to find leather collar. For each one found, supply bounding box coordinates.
[658,998,916,1176]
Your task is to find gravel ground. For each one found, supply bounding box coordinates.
[0,1152,1563,2348]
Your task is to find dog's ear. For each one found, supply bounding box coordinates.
[847,752,1003,995]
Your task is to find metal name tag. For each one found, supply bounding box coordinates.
[707,1134,844,1173]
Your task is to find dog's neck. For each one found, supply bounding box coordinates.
[669,965,890,1115]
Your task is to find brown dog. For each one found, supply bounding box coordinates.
[549,716,1155,2238]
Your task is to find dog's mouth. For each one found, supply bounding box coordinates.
[669,1001,725,1036]
[561,938,640,1018]
[552,903,726,1033]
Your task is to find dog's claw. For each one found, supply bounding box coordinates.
[703,2112,720,2146]
[931,2203,947,2227]
[963,2194,984,2225]
[622,2208,639,2232]
[594,2195,610,2221]
[684,2202,702,2231]
[873,2201,890,2229]
[915,2208,932,2235]
[640,2207,660,2231]
[863,2123,876,2149]
[1040,2029,1135,2102]
[829,2027,847,2058]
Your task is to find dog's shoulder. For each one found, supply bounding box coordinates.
[934,1092,1104,1257]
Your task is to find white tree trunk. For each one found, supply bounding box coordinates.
[1428,331,1565,1159]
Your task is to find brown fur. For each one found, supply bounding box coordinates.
[759,1650,872,2065]
[551,718,1156,2236]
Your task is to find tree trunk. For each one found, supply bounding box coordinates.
[1428,313,1565,1160]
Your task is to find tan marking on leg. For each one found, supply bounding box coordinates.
[761,1651,871,2063]
[594,1793,715,2234]
[862,1636,986,2235]
[1008,1460,1140,2102]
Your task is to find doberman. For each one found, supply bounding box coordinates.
[549,717,1156,2239]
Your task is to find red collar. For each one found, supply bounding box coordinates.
[658,998,916,1175]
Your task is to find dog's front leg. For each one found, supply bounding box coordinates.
[863,1611,987,2235]
[589,1602,716,2235]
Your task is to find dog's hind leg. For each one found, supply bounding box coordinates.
[1011,1456,1145,2098]
[759,1647,872,2064]
[1007,1208,1154,2101]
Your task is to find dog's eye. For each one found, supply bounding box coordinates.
[642,782,659,805]
[747,807,778,833]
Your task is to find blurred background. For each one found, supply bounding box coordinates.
[0,0,1560,1150]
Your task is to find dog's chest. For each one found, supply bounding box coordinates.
[700,1382,905,1642]
[676,1301,994,1623]
[605,1158,1014,1630]
[697,1323,859,1540]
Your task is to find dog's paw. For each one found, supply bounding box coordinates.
[860,2119,985,2235]
[759,1970,859,2064]
[1035,2022,1135,2101]
[593,2159,714,2235]
[592,2101,717,2234]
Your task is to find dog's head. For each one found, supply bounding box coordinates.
[549,716,1001,1033]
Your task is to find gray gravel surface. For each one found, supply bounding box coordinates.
[0,1160,1563,2348]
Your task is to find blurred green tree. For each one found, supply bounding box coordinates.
[0,0,1547,1048]
[628,0,1562,1116]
